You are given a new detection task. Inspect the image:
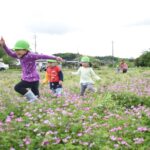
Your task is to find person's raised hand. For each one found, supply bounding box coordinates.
[59,80,63,85]
[0,37,5,47]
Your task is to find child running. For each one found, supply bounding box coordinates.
[42,59,63,97]
[0,37,63,102]
[72,56,101,96]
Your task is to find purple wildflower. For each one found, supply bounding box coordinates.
[134,138,144,144]
[23,137,31,145]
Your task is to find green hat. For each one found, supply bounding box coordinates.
[47,59,57,63]
[81,56,90,62]
[13,40,31,51]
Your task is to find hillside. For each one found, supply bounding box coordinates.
[54,52,135,67]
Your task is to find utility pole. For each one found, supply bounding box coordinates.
[77,49,80,61]
[77,49,80,67]
[112,40,114,67]
[34,34,37,53]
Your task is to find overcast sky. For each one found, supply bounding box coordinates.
[1,0,150,58]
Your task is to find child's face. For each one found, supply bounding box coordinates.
[47,62,56,67]
[82,62,89,67]
[15,50,28,58]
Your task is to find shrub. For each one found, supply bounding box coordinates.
[111,92,150,108]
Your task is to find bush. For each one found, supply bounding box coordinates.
[111,92,150,108]
[135,51,150,67]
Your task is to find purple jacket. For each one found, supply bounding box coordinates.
[3,45,57,82]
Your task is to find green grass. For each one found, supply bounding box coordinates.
[0,68,150,149]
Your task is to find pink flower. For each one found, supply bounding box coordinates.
[93,113,98,117]
[43,120,50,124]
[19,143,24,147]
[10,112,14,117]
[114,144,119,148]
[55,138,61,144]
[42,141,49,145]
[117,137,123,141]
[121,140,129,146]
[23,137,31,145]
[57,94,62,98]
[49,123,55,128]
[117,126,122,130]
[62,110,67,115]
[46,130,53,135]
[110,128,117,132]
[134,138,144,144]
[62,138,68,143]
[77,133,83,137]
[137,127,148,132]
[83,107,90,111]
[24,112,32,117]
[0,121,3,126]
[79,141,89,146]
[0,127,4,132]
[101,123,109,127]
[5,116,12,123]
[110,135,117,141]
[10,112,14,115]
[84,127,92,133]
[15,117,23,122]
[110,126,122,132]
[25,123,30,127]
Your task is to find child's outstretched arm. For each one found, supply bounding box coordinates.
[58,70,63,85]
[42,72,49,84]
[29,52,63,62]
[90,68,101,80]
[0,37,17,58]
[71,67,81,75]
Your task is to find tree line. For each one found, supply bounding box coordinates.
[0,47,150,68]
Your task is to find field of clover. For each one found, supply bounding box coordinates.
[0,67,150,150]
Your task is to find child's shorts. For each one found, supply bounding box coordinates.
[49,82,62,89]
[49,82,63,96]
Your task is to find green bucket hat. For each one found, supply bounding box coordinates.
[47,59,57,63]
[81,56,90,62]
[13,40,31,51]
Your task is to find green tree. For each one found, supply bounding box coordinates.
[0,47,16,65]
[135,51,150,67]
[0,47,5,58]
[54,53,79,60]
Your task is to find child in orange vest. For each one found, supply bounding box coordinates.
[43,59,63,97]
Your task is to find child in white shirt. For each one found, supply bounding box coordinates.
[72,56,101,96]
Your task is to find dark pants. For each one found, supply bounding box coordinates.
[14,80,39,97]
[123,69,127,73]
[80,83,95,96]
[49,82,62,90]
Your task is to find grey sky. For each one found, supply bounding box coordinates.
[1,0,150,58]
[27,21,72,35]
[129,19,150,27]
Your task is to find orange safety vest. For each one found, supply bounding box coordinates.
[46,66,61,82]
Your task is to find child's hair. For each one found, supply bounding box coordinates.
[89,62,92,67]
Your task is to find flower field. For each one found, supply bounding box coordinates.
[0,68,150,150]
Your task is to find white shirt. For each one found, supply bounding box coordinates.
[72,67,100,84]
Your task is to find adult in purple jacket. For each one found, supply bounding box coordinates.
[0,37,63,102]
